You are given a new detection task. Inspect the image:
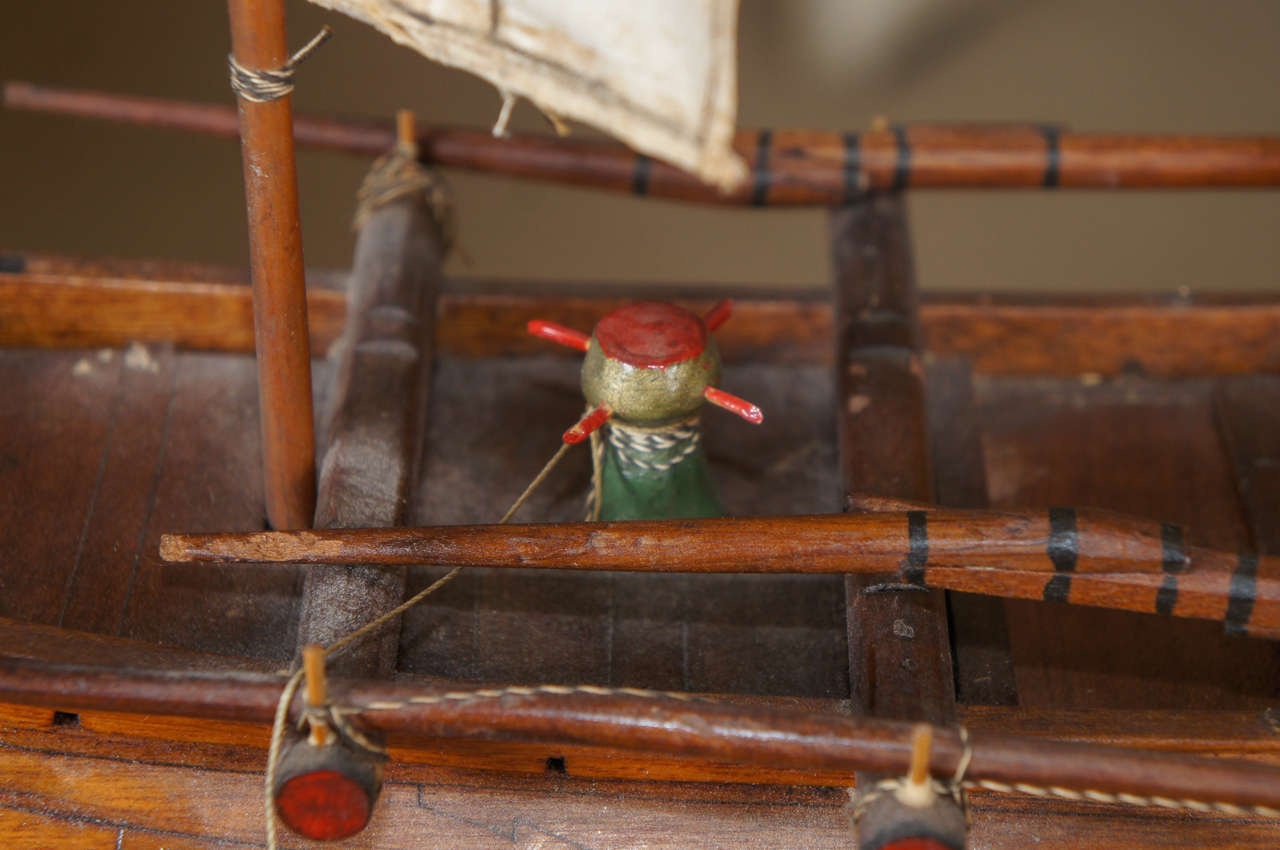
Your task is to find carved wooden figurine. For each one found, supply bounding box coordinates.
[529,300,762,520]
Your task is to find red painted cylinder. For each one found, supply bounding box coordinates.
[272,735,384,841]
[275,768,373,840]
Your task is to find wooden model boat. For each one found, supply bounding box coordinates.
[2,4,1279,848]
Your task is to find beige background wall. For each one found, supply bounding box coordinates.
[2,0,1278,292]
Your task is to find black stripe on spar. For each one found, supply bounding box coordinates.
[891,126,910,192]
[1224,552,1259,636]
[1155,523,1186,616]
[632,154,652,196]
[843,132,861,204]
[1043,507,1077,603]
[903,510,928,585]
[1041,124,1061,188]
[751,130,773,206]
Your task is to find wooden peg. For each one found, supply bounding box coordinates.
[395,108,416,153]
[302,644,331,747]
[896,723,937,808]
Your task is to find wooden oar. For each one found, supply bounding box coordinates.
[161,507,1278,639]
[9,81,1280,201]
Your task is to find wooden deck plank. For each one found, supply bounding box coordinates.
[0,349,121,625]
[119,831,237,850]
[59,346,176,635]
[978,375,1280,709]
[116,353,329,661]
[0,805,122,850]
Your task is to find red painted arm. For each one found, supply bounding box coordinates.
[703,299,733,332]
[562,402,613,444]
[527,319,591,352]
[703,386,763,424]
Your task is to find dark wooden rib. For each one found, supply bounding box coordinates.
[295,157,445,677]
[10,83,1280,195]
[831,193,962,844]
[226,0,317,531]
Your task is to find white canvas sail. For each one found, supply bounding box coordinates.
[307,0,747,190]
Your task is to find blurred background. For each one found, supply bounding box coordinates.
[1,0,1278,292]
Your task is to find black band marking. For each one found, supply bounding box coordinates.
[1041,124,1061,188]
[1047,507,1078,572]
[1154,522,1186,615]
[751,130,772,207]
[1043,574,1072,603]
[632,154,651,196]
[1161,523,1187,573]
[1155,575,1179,616]
[1043,507,1077,602]
[842,132,861,204]
[891,125,910,192]
[1224,552,1259,636]
[0,254,25,274]
[904,510,928,585]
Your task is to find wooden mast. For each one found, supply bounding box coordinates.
[225,0,317,531]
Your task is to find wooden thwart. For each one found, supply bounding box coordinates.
[3,255,1278,376]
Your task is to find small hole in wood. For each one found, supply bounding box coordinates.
[544,756,567,775]
[52,711,80,727]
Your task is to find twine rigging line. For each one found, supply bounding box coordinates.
[228,26,332,103]
[843,722,1280,823]
[608,415,702,472]
[264,438,575,850]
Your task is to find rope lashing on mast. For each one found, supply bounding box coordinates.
[227,25,332,103]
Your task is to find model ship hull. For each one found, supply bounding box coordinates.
[1,229,1278,846]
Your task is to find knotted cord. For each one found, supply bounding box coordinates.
[228,26,331,103]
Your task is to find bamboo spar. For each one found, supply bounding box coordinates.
[160,508,1280,638]
[8,82,1280,198]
